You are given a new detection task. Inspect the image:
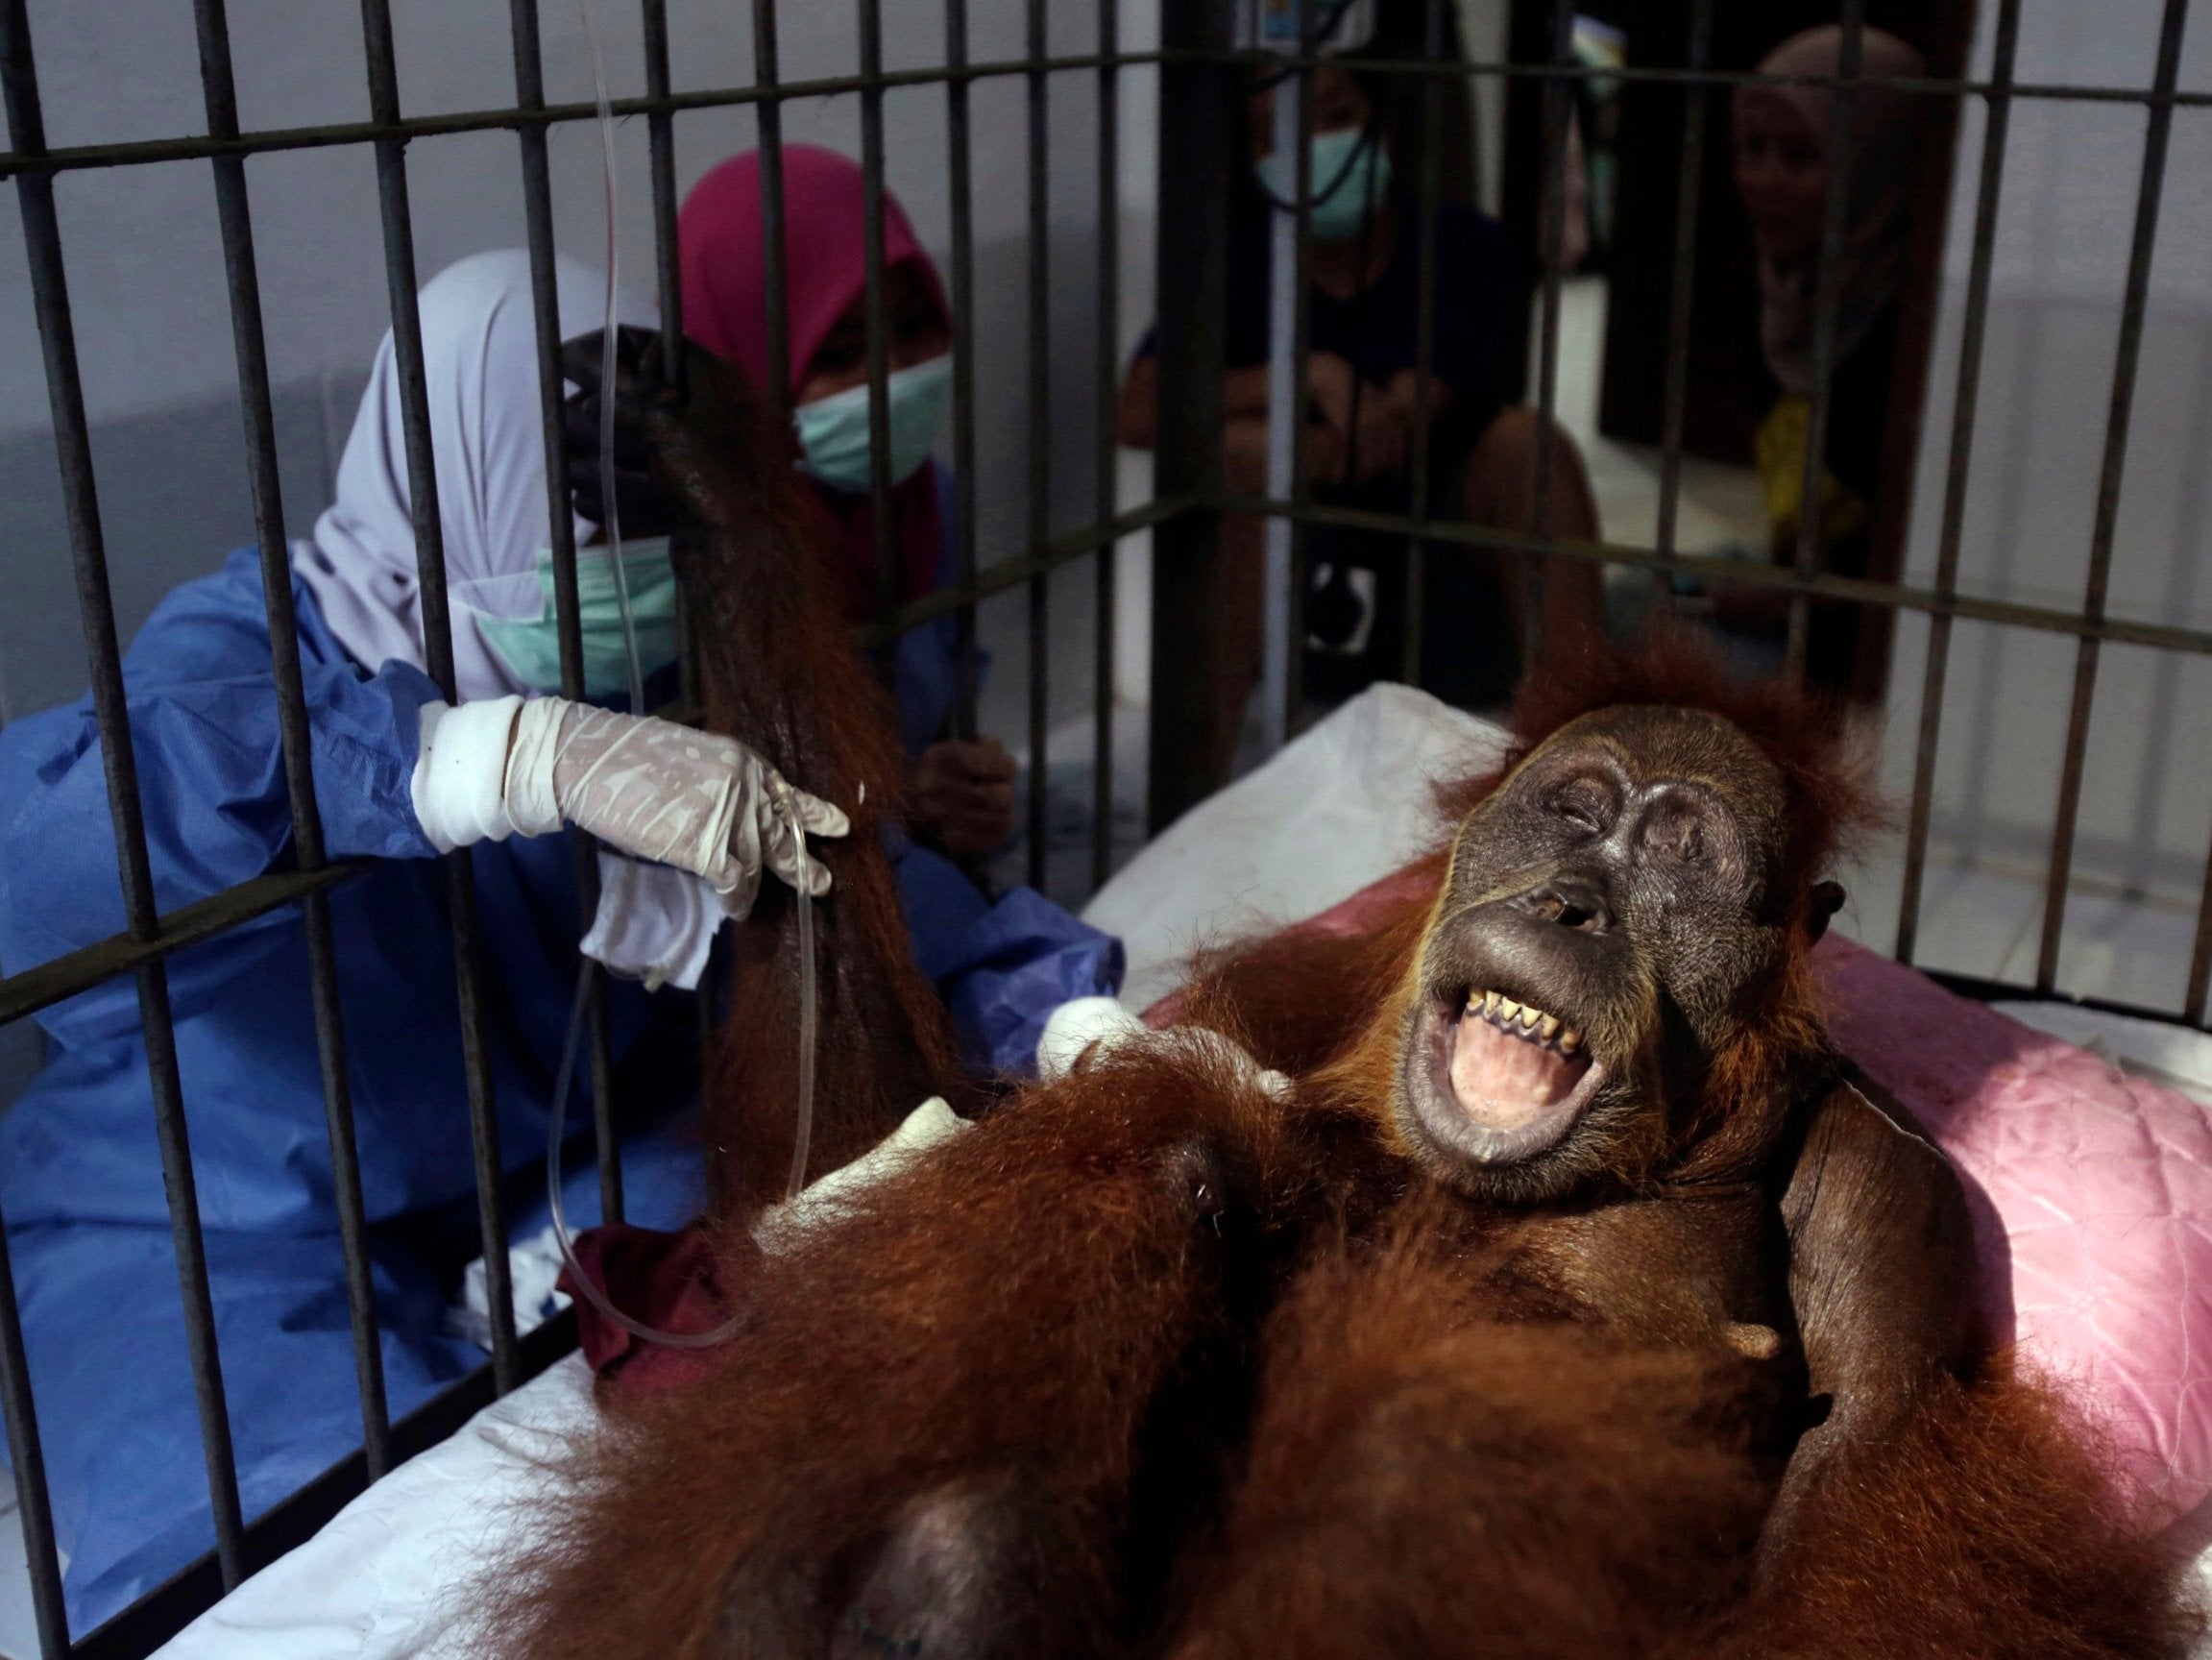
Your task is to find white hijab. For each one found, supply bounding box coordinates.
[297,250,657,700]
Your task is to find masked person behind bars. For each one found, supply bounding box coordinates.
[1117,6,1606,787]
[628,143,1022,860]
[0,250,1118,1630]
[1700,24,1926,700]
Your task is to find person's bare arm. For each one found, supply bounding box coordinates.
[1116,358,1276,451]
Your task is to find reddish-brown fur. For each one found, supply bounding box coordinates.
[621,335,970,1213]
[494,359,2199,1656]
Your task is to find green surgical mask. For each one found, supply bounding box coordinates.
[1255,127,1391,243]
[793,354,952,495]
[476,539,681,701]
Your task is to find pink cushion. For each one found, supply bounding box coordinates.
[1160,877,2212,1524]
[1815,936,2212,1524]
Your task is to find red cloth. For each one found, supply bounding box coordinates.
[679,145,949,616]
[556,1222,739,1395]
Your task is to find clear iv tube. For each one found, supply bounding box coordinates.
[547,957,748,1348]
[540,0,821,1349]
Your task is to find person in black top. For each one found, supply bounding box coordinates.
[1119,53,1604,785]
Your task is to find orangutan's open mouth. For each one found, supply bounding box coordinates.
[1416,989,1605,1164]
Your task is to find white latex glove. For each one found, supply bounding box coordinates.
[411,696,848,917]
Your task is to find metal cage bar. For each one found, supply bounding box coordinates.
[1092,0,1122,891]
[1026,0,1053,891]
[1782,0,1865,684]
[857,0,897,623]
[189,0,394,1482]
[1146,0,1235,832]
[1,0,249,1601]
[2033,0,2192,993]
[1521,0,1576,667]
[356,0,521,1392]
[1649,0,1715,599]
[10,50,2212,190]
[945,0,984,747]
[1280,22,1318,746]
[0,1203,66,1658]
[1895,0,2024,967]
[752,0,792,424]
[507,0,627,1234]
[1398,0,1448,689]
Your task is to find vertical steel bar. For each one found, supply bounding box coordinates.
[1522,0,1577,671]
[1025,0,1051,890]
[752,0,791,421]
[945,0,982,744]
[642,0,685,390]
[857,0,896,622]
[1894,0,2022,965]
[1782,0,1865,684]
[359,0,520,1390]
[0,1207,67,1659]
[1091,0,1121,891]
[1260,69,1301,751]
[192,0,392,1477]
[640,0,687,1218]
[1399,0,1446,684]
[2034,0,2190,992]
[1649,0,1714,598]
[1146,0,1235,833]
[2,0,249,1592]
[1280,29,1317,745]
[508,0,623,1229]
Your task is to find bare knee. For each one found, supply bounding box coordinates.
[1464,407,1590,518]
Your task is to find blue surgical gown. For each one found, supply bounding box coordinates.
[0,544,1119,1630]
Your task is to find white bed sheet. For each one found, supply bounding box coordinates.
[139,684,2212,1656]
[155,1357,594,1660]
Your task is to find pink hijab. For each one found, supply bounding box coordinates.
[680,146,949,615]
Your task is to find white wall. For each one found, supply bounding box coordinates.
[1867,0,2212,1005]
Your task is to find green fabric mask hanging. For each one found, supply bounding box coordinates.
[477,538,682,701]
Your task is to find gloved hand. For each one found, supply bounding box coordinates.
[562,325,684,539]
[411,696,848,917]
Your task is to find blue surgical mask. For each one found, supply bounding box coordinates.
[793,354,953,495]
[475,539,682,701]
[1254,127,1392,243]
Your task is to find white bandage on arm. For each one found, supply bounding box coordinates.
[410,696,528,852]
[1035,994,1293,1103]
[1036,995,1147,1081]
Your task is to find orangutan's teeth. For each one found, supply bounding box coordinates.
[1538,1013,1560,1040]
[1497,996,1521,1022]
[1559,1029,1583,1054]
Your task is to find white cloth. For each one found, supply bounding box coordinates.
[293,250,655,701]
[579,854,722,991]
[753,1096,970,1251]
[1082,683,1507,1012]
